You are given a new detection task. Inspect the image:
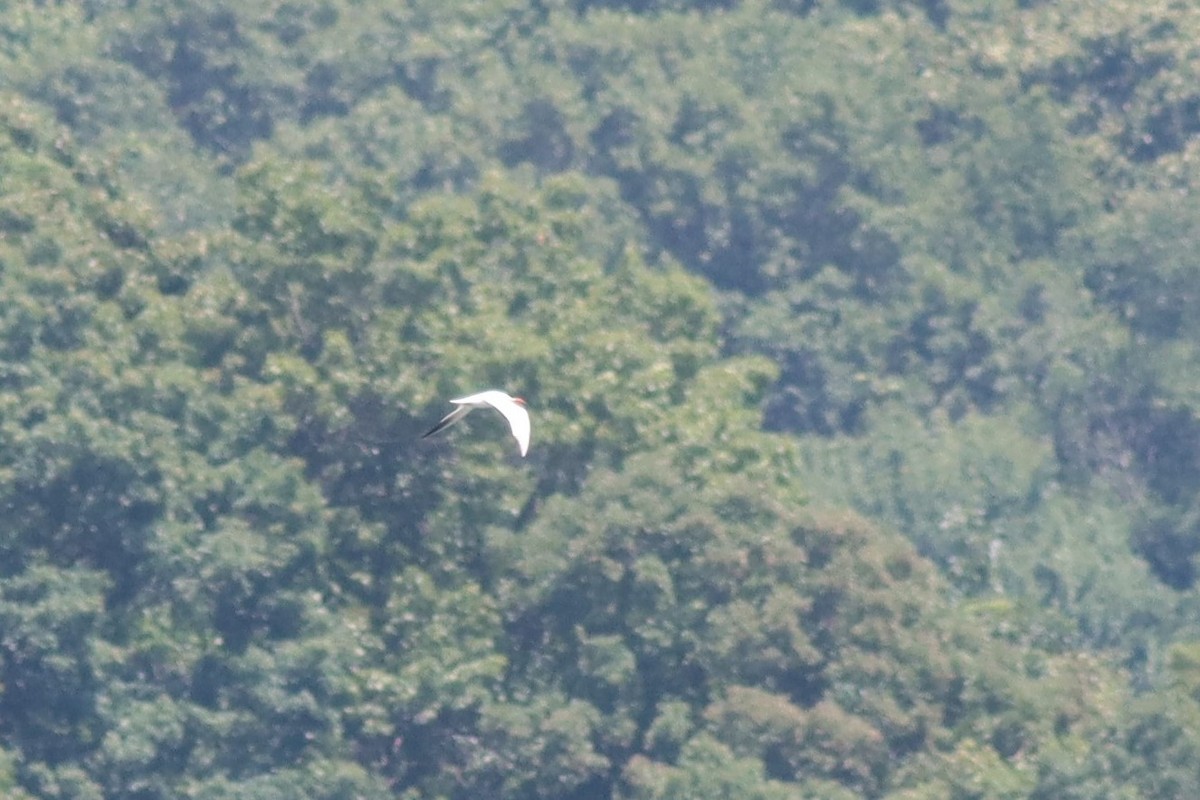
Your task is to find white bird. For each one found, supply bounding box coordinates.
[422,390,530,456]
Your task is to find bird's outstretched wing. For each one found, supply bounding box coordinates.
[483,395,530,457]
[422,404,473,439]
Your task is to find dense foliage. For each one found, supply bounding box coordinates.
[1,0,1199,797]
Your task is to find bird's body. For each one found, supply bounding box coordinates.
[423,390,530,456]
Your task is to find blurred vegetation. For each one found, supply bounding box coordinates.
[1,0,1199,796]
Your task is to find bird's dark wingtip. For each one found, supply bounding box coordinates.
[422,415,455,439]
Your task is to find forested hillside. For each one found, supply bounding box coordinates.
[1,0,1199,797]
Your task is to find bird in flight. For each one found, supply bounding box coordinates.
[423,390,530,456]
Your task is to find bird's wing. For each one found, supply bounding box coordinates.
[486,395,531,457]
[449,391,493,405]
[422,404,474,439]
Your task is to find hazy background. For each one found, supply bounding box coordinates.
[1,0,1199,797]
